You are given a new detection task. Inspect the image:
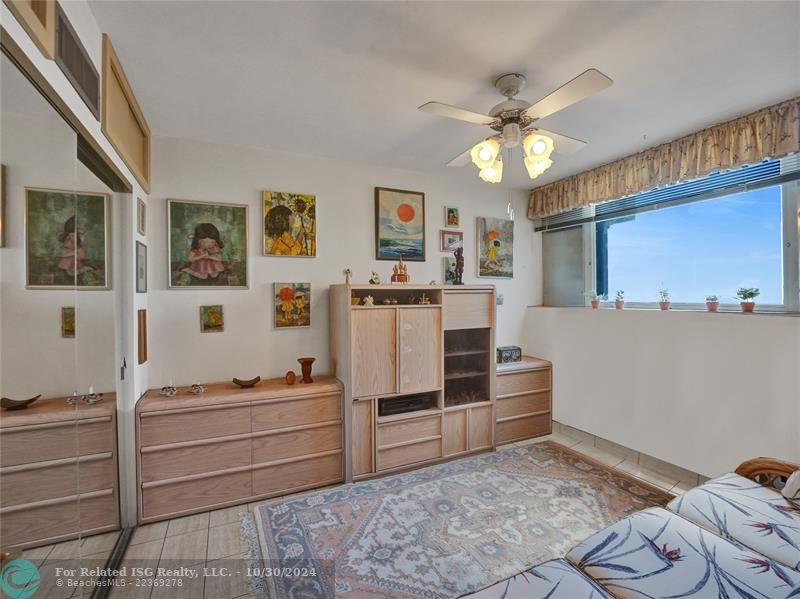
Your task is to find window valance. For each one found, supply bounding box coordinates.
[528,96,800,219]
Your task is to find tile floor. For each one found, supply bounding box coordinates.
[21,427,700,598]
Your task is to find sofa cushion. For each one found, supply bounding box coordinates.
[668,472,800,571]
[460,559,612,599]
[565,507,800,598]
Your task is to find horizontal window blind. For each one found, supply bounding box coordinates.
[535,154,800,232]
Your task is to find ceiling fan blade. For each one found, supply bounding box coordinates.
[534,128,587,154]
[447,147,474,167]
[523,69,612,121]
[419,101,495,125]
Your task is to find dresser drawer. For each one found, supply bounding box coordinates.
[142,471,251,520]
[251,393,341,432]
[377,415,440,448]
[496,414,551,445]
[252,453,342,497]
[252,424,341,465]
[141,439,251,482]
[496,369,550,396]
[1,455,114,507]
[139,405,251,446]
[496,392,551,420]
[1,418,113,467]
[378,438,441,471]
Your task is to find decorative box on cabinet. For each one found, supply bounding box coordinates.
[0,395,119,549]
[495,356,552,444]
[135,377,343,523]
[330,284,496,482]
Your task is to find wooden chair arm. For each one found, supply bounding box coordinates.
[735,457,799,490]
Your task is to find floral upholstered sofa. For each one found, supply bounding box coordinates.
[463,457,800,599]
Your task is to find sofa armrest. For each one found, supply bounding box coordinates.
[734,457,799,490]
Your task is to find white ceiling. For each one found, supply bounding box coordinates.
[89,1,800,190]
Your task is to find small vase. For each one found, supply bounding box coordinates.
[615,300,624,310]
[740,302,755,313]
[590,300,601,309]
[298,357,316,383]
[659,301,671,311]
[706,301,719,313]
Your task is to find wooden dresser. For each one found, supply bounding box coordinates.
[136,377,343,523]
[495,356,552,445]
[0,396,119,549]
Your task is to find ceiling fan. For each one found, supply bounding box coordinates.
[419,69,612,183]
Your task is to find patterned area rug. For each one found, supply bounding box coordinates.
[253,441,672,599]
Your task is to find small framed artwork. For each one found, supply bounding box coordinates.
[375,187,425,261]
[274,283,311,328]
[167,199,248,289]
[440,230,463,252]
[443,256,456,285]
[445,206,459,228]
[135,241,147,293]
[200,305,224,333]
[477,216,514,278]
[137,197,146,235]
[263,191,316,256]
[26,188,110,289]
[137,309,147,364]
[61,306,76,338]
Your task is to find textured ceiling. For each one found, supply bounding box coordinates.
[88,1,800,190]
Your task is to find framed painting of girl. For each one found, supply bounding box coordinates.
[25,188,110,289]
[167,199,248,289]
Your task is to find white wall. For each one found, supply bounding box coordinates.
[524,307,800,477]
[148,135,542,387]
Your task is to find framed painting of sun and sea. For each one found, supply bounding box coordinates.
[375,187,425,261]
[25,188,110,289]
[263,191,316,257]
[167,199,248,289]
[477,216,513,278]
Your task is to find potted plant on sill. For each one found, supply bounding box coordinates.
[584,291,603,309]
[658,287,671,311]
[614,290,625,310]
[736,287,759,313]
[705,295,720,312]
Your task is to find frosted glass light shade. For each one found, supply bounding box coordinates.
[523,133,554,160]
[470,138,501,169]
[524,156,553,179]
[479,156,503,183]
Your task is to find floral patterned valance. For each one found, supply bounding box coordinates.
[528,96,800,219]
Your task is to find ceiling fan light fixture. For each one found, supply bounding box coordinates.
[523,133,554,160]
[470,138,500,169]
[524,156,553,179]
[479,155,503,183]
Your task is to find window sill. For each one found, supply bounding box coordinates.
[529,304,800,317]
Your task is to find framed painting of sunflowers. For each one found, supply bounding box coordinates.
[263,191,316,257]
[274,282,311,328]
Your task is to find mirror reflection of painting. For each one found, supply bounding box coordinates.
[477,216,514,278]
[26,188,109,289]
[274,282,311,328]
[168,199,248,288]
[375,187,425,261]
[263,191,316,257]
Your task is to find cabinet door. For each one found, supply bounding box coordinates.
[351,399,375,477]
[351,309,397,397]
[468,405,493,451]
[398,307,442,393]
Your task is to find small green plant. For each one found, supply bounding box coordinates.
[615,290,625,302]
[658,287,670,302]
[736,287,760,302]
[706,295,719,302]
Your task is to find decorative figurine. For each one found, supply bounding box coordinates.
[390,256,410,284]
[285,371,296,385]
[453,247,465,285]
[363,295,375,306]
[191,383,206,395]
[232,376,261,388]
[297,357,316,384]
[1,395,41,411]
[343,268,352,285]
[369,272,381,284]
